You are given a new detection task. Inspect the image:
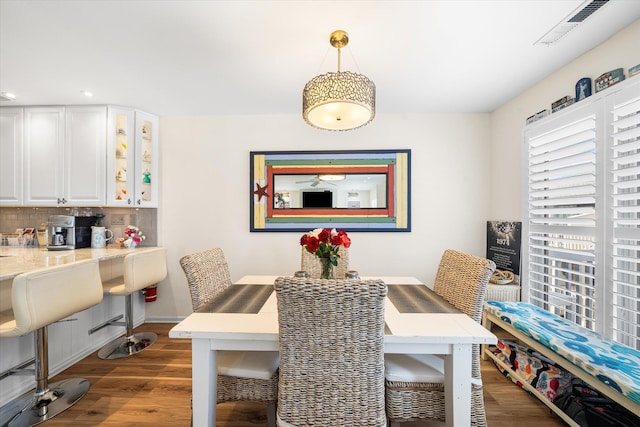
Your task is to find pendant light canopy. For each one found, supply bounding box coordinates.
[303,30,376,131]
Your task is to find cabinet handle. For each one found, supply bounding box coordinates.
[137,199,141,205]
[128,198,132,205]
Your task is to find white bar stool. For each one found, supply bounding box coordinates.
[0,259,103,427]
[95,248,167,360]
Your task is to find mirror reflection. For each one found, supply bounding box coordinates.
[273,174,387,209]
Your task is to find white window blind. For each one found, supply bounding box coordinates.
[525,107,598,329]
[608,85,640,349]
[523,78,640,350]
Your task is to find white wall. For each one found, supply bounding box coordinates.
[490,19,640,221]
[152,113,491,319]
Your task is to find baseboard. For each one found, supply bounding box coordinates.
[144,315,184,323]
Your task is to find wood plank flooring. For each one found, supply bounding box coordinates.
[39,323,565,426]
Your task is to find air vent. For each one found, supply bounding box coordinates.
[535,0,609,46]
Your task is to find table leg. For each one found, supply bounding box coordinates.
[444,343,472,427]
[192,339,217,427]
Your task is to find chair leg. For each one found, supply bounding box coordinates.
[0,327,91,426]
[97,293,157,360]
[266,402,276,427]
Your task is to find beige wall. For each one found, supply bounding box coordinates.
[153,114,492,319]
[150,19,639,321]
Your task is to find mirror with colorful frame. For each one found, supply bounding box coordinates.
[250,149,411,232]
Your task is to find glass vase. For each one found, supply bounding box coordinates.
[319,257,334,279]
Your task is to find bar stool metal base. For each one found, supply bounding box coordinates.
[0,377,90,427]
[97,332,157,360]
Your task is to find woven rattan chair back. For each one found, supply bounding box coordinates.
[179,247,278,426]
[179,247,233,311]
[385,249,496,427]
[300,246,350,278]
[275,277,387,427]
[433,249,496,323]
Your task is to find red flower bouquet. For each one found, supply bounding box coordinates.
[300,228,351,267]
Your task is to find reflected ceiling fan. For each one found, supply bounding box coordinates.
[295,174,345,187]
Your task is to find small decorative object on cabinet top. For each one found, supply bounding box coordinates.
[300,228,351,279]
[116,225,145,249]
[551,95,575,113]
[525,109,548,125]
[575,77,592,101]
[595,68,625,93]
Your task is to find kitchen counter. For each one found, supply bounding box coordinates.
[0,246,157,281]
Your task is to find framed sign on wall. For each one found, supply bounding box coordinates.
[250,149,411,232]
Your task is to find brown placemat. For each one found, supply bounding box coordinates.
[387,284,459,314]
[196,284,273,314]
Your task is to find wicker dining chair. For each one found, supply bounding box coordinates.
[300,246,350,278]
[179,248,279,427]
[275,276,387,427]
[384,249,496,427]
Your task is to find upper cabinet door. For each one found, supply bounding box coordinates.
[23,106,65,206]
[106,106,136,207]
[0,108,23,206]
[133,110,159,208]
[64,106,107,206]
[23,106,107,207]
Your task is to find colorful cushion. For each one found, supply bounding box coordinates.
[485,301,640,405]
[492,339,573,401]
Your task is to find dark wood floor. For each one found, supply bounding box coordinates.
[37,323,565,426]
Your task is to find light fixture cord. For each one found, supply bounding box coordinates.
[337,47,342,74]
[345,46,362,74]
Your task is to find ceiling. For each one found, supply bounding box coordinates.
[1,1,639,117]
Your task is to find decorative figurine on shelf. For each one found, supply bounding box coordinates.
[142,170,151,184]
[575,77,592,102]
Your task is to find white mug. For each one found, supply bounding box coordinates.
[91,226,113,249]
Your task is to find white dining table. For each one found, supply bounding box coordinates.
[169,275,496,427]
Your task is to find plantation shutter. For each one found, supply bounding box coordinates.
[523,78,640,350]
[607,82,640,349]
[524,103,599,330]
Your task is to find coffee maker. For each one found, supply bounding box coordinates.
[47,215,75,250]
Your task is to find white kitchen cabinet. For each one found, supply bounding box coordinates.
[23,106,65,206]
[106,107,158,207]
[0,108,23,206]
[23,106,106,206]
[64,106,107,205]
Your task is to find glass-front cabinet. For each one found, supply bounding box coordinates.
[107,107,158,207]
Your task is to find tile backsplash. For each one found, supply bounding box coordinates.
[0,207,157,247]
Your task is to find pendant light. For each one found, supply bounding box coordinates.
[302,30,376,131]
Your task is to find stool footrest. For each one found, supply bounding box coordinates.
[88,314,124,335]
[0,358,35,381]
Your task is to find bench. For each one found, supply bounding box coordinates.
[482,301,640,426]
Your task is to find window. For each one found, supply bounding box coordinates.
[522,79,640,350]
[608,86,640,348]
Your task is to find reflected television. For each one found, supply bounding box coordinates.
[303,191,332,208]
